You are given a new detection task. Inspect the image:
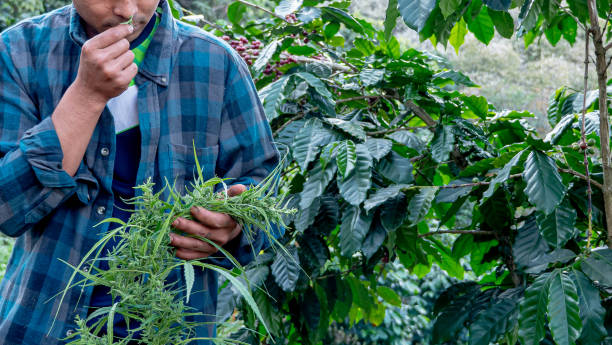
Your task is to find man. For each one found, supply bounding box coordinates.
[0,0,279,344]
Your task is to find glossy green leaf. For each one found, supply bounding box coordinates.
[287,45,317,56]
[467,7,495,45]
[547,270,581,345]
[271,246,300,292]
[324,22,340,39]
[321,7,364,34]
[523,151,567,215]
[571,270,607,345]
[227,2,246,26]
[377,286,402,307]
[449,17,468,53]
[488,9,514,38]
[336,140,357,179]
[483,150,524,200]
[362,219,387,258]
[258,74,289,121]
[536,199,577,248]
[299,161,337,210]
[483,0,511,10]
[387,130,424,152]
[295,196,320,232]
[440,0,462,18]
[435,178,473,203]
[292,118,331,172]
[384,0,400,41]
[324,118,366,141]
[431,125,455,163]
[274,0,303,16]
[295,72,334,100]
[339,205,373,257]
[518,272,553,345]
[360,68,385,86]
[513,217,550,273]
[364,184,411,212]
[365,138,393,160]
[580,248,612,287]
[398,0,437,32]
[253,40,279,75]
[381,194,408,232]
[338,144,372,206]
[407,187,438,225]
[469,297,518,345]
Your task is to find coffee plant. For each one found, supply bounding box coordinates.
[172,0,612,344]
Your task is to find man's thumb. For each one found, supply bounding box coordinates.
[228,184,246,197]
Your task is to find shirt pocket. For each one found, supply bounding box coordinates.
[168,143,219,194]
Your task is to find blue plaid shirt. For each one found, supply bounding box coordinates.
[0,1,279,344]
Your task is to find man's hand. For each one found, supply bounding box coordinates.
[73,23,137,105]
[169,184,247,260]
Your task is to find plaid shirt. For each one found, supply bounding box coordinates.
[0,1,279,344]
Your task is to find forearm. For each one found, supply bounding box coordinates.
[51,82,106,176]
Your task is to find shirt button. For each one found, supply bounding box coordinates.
[160,77,167,83]
[66,329,74,337]
[100,147,110,157]
[96,206,106,215]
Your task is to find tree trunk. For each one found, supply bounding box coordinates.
[587,0,612,247]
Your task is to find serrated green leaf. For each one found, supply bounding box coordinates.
[271,246,300,292]
[483,150,524,199]
[407,187,438,225]
[338,144,372,206]
[523,151,567,214]
[184,261,195,304]
[547,270,581,345]
[398,0,437,32]
[365,138,393,160]
[536,199,577,248]
[339,205,373,257]
[431,126,455,163]
[518,272,553,345]
[571,270,607,345]
[580,248,612,287]
[336,140,357,179]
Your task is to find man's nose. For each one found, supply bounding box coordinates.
[113,0,138,21]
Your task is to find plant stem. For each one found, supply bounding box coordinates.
[587,0,612,248]
[417,230,496,237]
[235,0,288,21]
[580,30,594,250]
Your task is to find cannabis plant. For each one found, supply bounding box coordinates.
[53,152,295,344]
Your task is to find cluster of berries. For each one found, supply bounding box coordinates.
[263,56,298,77]
[222,36,262,66]
[285,13,298,24]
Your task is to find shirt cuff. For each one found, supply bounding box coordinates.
[19,116,76,189]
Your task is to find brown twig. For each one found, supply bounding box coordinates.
[406,100,436,130]
[235,0,288,21]
[559,168,603,190]
[273,112,307,136]
[280,53,352,73]
[418,230,496,238]
[369,126,434,136]
[580,30,594,250]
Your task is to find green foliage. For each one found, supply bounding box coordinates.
[0,235,13,282]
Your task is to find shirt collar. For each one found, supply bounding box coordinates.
[69,0,175,87]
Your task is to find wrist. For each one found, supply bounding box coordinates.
[69,79,108,110]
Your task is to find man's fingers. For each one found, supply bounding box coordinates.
[99,38,131,62]
[89,24,134,49]
[111,50,136,72]
[169,233,217,253]
[175,248,214,260]
[227,184,246,197]
[190,207,235,229]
